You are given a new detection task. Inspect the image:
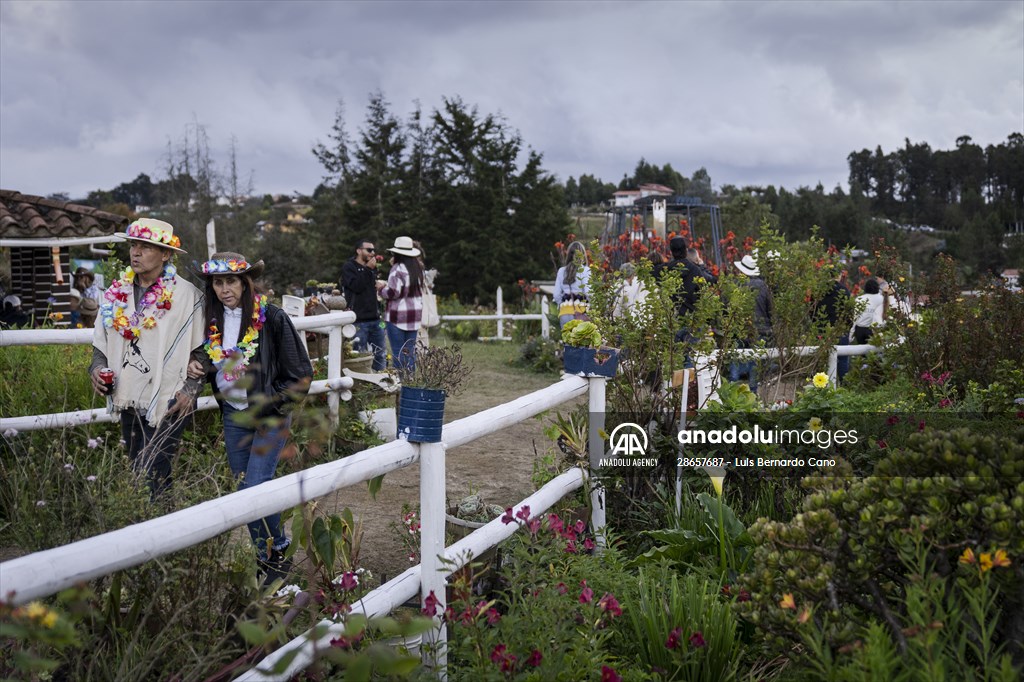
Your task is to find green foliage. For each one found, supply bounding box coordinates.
[512,336,561,375]
[886,253,1024,397]
[621,567,742,682]
[737,427,1024,672]
[560,319,601,348]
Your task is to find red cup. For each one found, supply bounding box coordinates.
[99,368,115,394]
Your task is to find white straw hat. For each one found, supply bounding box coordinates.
[388,236,421,257]
[734,253,760,277]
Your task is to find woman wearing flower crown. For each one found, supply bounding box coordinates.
[189,251,312,583]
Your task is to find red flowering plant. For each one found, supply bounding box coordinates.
[440,505,638,680]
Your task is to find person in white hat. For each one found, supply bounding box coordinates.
[729,251,774,392]
[88,218,206,496]
[378,236,425,372]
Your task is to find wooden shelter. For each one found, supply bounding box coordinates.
[0,190,128,327]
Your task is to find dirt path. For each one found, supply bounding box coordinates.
[322,344,576,586]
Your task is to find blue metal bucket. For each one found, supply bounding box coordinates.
[396,387,446,443]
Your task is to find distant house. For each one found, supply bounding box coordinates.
[612,183,674,208]
[257,203,312,235]
[0,190,127,326]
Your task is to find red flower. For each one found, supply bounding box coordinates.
[526,649,543,667]
[547,513,564,534]
[583,537,595,551]
[579,581,594,604]
[598,593,622,617]
[486,607,501,625]
[737,588,751,602]
[877,439,888,449]
[666,626,682,649]
[501,507,515,524]
[422,590,440,617]
[556,582,568,595]
[601,666,622,682]
[515,505,531,521]
[689,631,706,648]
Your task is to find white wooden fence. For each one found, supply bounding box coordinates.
[1,316,606,679]
[439,286,551,341]
[0,311,358,431]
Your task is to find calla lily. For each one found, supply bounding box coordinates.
[703,466,726,496]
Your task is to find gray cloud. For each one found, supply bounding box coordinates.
[2,0,1021,199]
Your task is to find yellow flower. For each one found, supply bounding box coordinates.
[979,553,994,573]
[812,373,829,389]
[123,268,135,283]
[779,593,796,610]
[143,316,157,329]
[808,417,823,432]
[992,549,1012,568]
[40,610,58,628]
[898,276,905,283]
[24,601,47,619]
[959,548,976,565]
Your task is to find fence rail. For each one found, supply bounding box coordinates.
[0,311,358,431]
[438,285,551,341]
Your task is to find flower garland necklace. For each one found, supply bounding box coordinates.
[205,294,268,380]
[99,264,176,340]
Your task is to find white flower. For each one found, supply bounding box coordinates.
[3,428,17,439]
[87,438,100,449]
[274,583,302,598]
[36,500,46,507]
[64,463,75,471]
[86,475,97,482]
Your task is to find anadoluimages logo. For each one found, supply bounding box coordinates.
[608,422,649,457]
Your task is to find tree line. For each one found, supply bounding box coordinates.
[73,105,1022,295]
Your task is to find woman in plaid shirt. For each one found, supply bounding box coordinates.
[379,236,425,372]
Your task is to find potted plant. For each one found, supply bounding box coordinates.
[561,320,619,377]
[394,344,471,442]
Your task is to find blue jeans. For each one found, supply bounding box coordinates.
[222,404,290,560]
[836,334,850,384]
[729,360,758,393]
[353,320,387,371]
[386,323,418,373]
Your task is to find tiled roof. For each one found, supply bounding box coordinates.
[0,189,129,239]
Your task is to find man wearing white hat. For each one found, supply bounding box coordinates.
[88,218,206,495]
[730,252,774,392]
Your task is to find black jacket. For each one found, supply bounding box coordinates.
[653,258,719,318]
[205,304,313,418]
[340,257,380,322]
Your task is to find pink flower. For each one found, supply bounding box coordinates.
[565,539,577,554]
[601,665,621,682]
[501,507,515,525]
[574,519,586,534]
[336,571,358,591]
[583,537,595,551]
[939,398,952,408]
[486,608,501,625]
[490,644,507,663]
[689,631,706,648]
[666,626,682,649]
[526,517,542,535]
[515,505,531,522]
[526,649,543,667]
[547,513,564,534]
[556,582,568,595]
[422,590,439,617]
[598,593,622,617]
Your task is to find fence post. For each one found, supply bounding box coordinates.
[419,440,447,676]
[827,347,839,387]
[587,377,607,547]
[327,322,343,427]
[496,286,504,340]
[540,296,550,340]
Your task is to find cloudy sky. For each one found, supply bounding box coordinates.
[2,0,1022,201]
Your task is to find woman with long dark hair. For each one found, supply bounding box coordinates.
[189,251,312,584]
[379,236,424,372]
[553,241,591,327]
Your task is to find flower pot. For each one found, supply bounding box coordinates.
[562,346,619,378]
[396,387,445,443]
[345,353,374,374]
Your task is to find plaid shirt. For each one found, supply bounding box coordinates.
[380,262,422,330]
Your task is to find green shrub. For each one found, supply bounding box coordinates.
[512,336,561,374]
[736,427,1024,674]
